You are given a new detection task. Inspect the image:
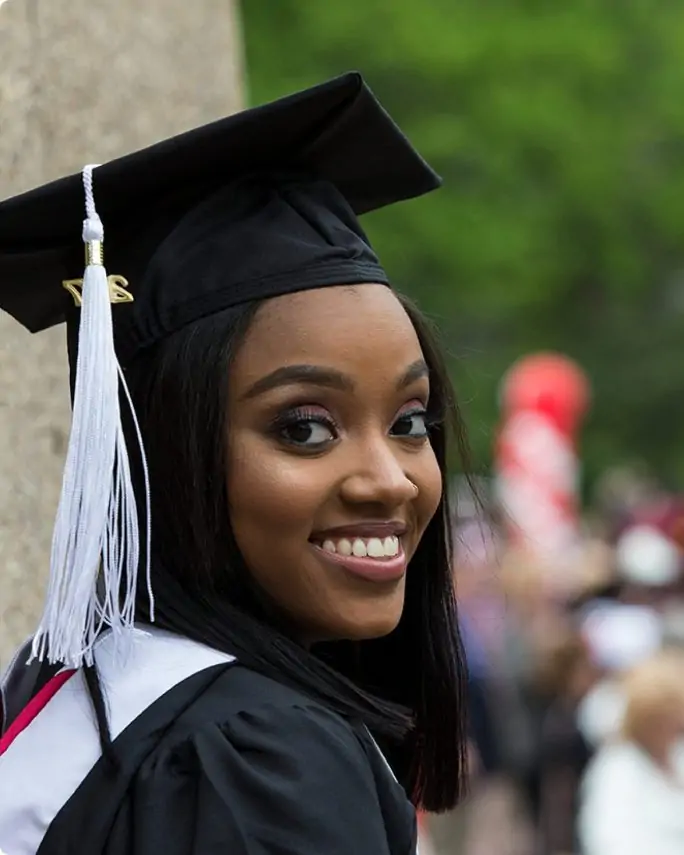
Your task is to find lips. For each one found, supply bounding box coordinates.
[309,520,408,582]
[310,540,407,582]
[309,521,409,583]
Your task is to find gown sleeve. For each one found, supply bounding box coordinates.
[124,701,416,855]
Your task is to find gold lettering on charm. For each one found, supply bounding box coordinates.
[62,274,134,307]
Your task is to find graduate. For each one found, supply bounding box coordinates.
[0,73,468,855]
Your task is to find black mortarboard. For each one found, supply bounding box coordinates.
[0,71,439,359]
[0,72,441,668]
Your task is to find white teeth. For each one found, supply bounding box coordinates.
[384,536,399,557]
[352,538,368,557]
[367,537,385,558]
[337,538,353,556]
[317,534,401,559]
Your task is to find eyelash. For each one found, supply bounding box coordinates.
[271,404,439,451]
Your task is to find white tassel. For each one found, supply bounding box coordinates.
[31,165,153,669]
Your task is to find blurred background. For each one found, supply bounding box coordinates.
[5,2,684,853]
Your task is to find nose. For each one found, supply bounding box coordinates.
[339,434,417,509]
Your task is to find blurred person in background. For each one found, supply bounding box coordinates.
[535,631,599,855]
[573,500,684,751]
[577,651,684,855]
[428,515,540,855]
[482,537,613,853]
[427,517,507,855]
[495,551,570,838]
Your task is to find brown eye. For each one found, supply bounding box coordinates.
[272,407,339,449]
[281,419,335,447]
[391,408,429,439]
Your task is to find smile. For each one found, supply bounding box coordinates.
[309,535,407,583]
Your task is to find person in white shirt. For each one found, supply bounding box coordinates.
[578,650,684,855]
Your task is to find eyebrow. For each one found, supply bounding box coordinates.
[398,358,430,390]
[241,358,429,401]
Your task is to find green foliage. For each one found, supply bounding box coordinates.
[242,1,684,487]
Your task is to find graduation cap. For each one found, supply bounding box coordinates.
[0,72,441,668]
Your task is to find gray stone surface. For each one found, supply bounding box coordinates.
[0,0,244,665]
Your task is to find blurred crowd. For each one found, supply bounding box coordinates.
[421,467,684,855]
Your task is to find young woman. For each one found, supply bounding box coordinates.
[0,73,468,854]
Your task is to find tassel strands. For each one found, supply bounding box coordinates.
[31,165,153,669]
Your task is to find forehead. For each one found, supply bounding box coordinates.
[233,284,424,383]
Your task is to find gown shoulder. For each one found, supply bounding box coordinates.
[40,665,417,855]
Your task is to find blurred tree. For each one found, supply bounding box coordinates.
[243,1,684,488]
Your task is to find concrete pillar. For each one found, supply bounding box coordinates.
[0,0,244,663]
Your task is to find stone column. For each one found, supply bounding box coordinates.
[0,0,244,664]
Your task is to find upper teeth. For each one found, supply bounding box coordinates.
[318,536,400,559]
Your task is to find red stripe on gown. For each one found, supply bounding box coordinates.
[0,669,76,755]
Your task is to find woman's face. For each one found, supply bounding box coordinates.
[226,284,443,643]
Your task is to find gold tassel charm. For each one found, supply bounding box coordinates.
[62,274,134,307]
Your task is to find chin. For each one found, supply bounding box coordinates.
[283,587,406,644]
[329,608,404,642]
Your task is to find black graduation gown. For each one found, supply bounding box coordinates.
[36,664,417,855]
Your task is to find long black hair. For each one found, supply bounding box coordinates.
[119,292,469,812]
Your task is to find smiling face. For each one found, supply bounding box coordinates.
[225,284,443,643]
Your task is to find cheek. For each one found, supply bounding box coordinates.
[227,440,322,621]
[227,442,325,541]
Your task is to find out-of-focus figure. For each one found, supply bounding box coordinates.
[577,651,684,855]
[427,513,536,855]
[535,631,599,855]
